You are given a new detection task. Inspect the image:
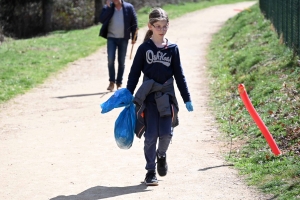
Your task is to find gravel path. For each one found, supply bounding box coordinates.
[0,2,272,199]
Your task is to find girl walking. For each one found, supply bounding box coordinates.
[126,7,193,186]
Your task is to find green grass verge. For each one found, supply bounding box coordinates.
[207,3,300,200]
[0,0,254,104]
[0,28,106,103]
[2,0,298,199]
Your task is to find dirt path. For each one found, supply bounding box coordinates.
[0,2,272,200]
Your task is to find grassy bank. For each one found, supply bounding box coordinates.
[0,0,254,104]
[1,0,298,199]
[207,3,300,200]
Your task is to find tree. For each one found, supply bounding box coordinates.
[0,27,4,44]
[94,0,103,24]
[42,0,54,33]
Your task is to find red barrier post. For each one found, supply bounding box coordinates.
[238,84,281,156]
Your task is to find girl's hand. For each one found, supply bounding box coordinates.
[185,102,193,112]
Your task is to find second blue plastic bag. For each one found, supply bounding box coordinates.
[100,88,136,149]
[114,103,135,149]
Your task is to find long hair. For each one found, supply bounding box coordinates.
[143,8,169,42]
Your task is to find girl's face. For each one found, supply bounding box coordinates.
[149,20,169,38]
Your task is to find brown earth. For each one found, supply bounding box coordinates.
[0,2,274,199]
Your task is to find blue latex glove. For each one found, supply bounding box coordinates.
[185,101,193,112]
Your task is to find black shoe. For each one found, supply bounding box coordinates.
[156,152,168,176]
[144,171,158,186]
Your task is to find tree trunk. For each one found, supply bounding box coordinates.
[94,0,102,24]
[42,0,54,33]
[0,26,4,44]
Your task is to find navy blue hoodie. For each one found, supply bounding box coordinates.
[126,39,191,103]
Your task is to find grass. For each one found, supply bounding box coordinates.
[0,28,106,103]
[207,3,300,199]
[2,0,299,198]
[0,0,253,104]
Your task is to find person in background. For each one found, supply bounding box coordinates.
[126,7,194,186]
[99,0,138,91]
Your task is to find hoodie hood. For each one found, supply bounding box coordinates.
[144,38,177,50]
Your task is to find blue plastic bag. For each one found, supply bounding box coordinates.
[114,103,136,149]
[100,88,133,113]
[100,88,136,149]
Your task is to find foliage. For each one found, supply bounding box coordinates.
[52,0,94,30]
[0,0,245,38]
[207,3,300,199]
[0,0,95,38]
[2,0,299,198]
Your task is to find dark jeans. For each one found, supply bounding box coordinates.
[144,101,173,171]
[107,37,128,85]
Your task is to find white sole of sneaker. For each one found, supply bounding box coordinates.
[144,181,159,186]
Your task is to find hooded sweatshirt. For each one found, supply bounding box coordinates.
[126,39,191,103]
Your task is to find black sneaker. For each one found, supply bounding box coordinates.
[144,171,158,186]
[156,153,168,176]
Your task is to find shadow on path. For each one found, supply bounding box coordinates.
[50,184,149,200]
[54,92,111,99]
[198,164,234,171]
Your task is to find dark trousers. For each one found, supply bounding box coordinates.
[107,37,128,85]
[144,101,173,171]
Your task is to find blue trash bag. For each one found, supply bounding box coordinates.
[100,88,136,149]
[100,88,133,113]
[114,103,135,149]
